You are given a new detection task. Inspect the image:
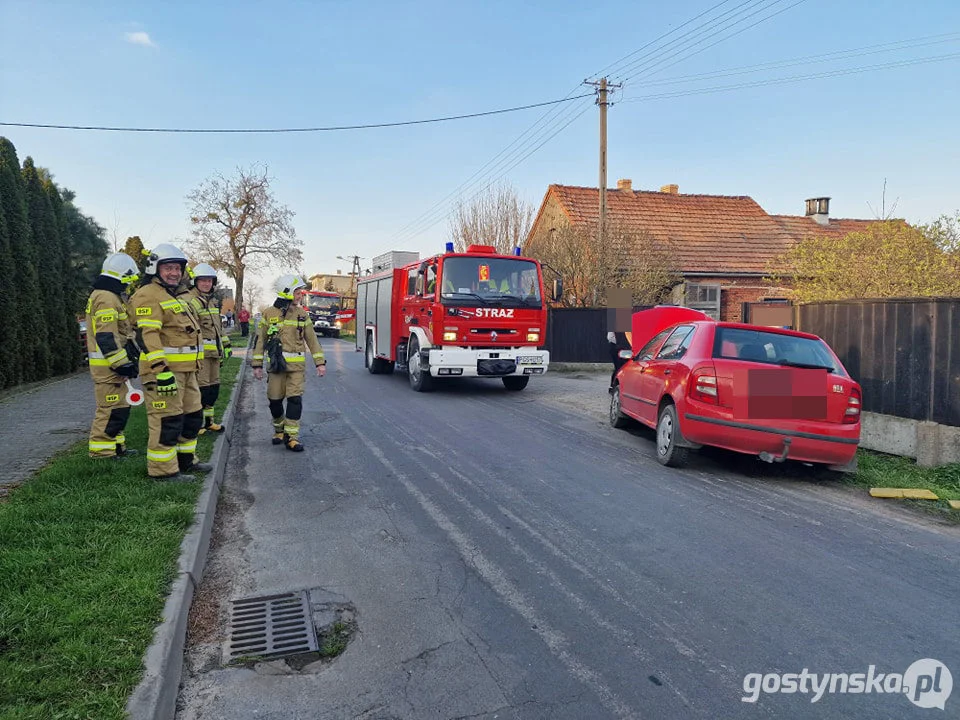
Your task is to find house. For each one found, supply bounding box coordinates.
[308,270,355,296]
[525,180,878,321]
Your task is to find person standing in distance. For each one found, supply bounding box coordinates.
[187,263,231,434]
[251,274,325,452]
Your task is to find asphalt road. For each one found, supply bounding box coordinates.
[176,338,960,720]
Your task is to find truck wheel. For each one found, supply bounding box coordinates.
[332,330,340,338]
[407,337,433,392]
[655,403,689,468]
[502,376,529,391]
[367,334,385,374]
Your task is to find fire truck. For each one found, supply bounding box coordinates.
[356,244,562,392]
[302,289,349,338]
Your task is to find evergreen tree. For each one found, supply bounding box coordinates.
[61,187,109,309]
[123,235,148,279]
[45,176,82,371]
[0,199,20,387]
[0,138,45,382]
[21,158,58,377]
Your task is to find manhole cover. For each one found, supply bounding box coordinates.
[225,591,318,663]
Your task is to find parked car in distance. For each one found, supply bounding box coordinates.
[610,314,861,472]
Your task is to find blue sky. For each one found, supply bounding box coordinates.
[3,0,959,306]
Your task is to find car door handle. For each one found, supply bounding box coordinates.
[664,369,671,375]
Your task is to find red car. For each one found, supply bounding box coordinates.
[610,309,861,472]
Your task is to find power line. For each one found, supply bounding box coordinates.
[620,51,960,102]
[394,1,785,243]
[628,32,960,87]
[0,93,594,134]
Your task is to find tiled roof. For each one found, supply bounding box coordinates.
[539,184,885,275]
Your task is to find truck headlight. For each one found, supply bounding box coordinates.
[526,332,540,343]
[335,321,342,328]
[442,331,457,341]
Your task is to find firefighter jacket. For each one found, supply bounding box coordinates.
[85,279,136,383]
[130,277,204,375]
[251,302,325,371]
[187,288,229,360]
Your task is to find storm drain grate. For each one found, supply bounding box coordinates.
[225,591,318,662]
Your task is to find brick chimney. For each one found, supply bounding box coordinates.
[616,178,632,191]
[805,196,831,226]
[660,184,679,194]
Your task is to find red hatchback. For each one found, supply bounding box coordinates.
[610,316,861,472]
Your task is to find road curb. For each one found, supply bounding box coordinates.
[126,336,250,720]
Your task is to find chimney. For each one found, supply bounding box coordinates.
[660,184,679,194]
[616,178,632,191]
[805,196,831,226]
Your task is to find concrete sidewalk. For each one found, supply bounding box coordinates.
[0,371,97,497]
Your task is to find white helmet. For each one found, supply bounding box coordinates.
[189,262,218,287]
[100,252,140,286]
[275,273,308,300]
[144,243,188,275]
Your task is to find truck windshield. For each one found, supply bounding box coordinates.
[305,295,340,312]
[440,257,541,307]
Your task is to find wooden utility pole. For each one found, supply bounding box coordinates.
[584,77,621,248]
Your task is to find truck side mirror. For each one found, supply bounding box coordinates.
[552,277,563,302]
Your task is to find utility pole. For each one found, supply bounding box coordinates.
[584,77,621,248]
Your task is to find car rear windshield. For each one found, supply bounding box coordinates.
[712,326,847,377]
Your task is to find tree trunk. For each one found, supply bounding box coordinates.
[235,266,245,315]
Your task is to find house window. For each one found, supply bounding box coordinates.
[684,282,721,320]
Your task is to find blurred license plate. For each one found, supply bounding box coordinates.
[517,356,542,364]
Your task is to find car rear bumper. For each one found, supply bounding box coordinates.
[683,412,860,465]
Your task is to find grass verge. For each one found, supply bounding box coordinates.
[0,356,241,720]
[842,448,960,514]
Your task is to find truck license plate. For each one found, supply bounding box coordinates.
[517,356,542,364]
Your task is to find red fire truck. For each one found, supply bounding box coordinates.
[356,244,562,392]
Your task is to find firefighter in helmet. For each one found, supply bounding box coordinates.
[251,274,325,452]
[187,263,232,434]
[86,252,142,459]
[129,243,211,481]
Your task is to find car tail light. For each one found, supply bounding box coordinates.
[844,387,861,423]
[689,367,718,404]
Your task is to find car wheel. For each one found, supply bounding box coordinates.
[609,385,630,428]
[655,403,689,467]
[407,337,433,392]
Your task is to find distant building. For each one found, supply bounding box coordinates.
[309,270,355,296]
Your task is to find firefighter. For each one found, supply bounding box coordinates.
[130,243,211,481]
[86,252,142,459]
[187,263,232,434]
[251,274,325,452]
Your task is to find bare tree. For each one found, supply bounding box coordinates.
[528,219,679,307]
[449,181,535,255]
[186,164,300,313]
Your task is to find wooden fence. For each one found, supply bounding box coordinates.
[545,307,651,363]
[798,298,960,426]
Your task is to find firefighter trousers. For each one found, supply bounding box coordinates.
[143,370,203,477]
[267,368,305,439]
[89,380,133,457]
[198,356,221,426]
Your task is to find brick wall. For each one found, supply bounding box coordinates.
[683,276,793,322]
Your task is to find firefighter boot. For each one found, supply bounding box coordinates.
[203,406,225,433]
[178,453,214,474]
[284,434,304,452]
[271,416,285,445]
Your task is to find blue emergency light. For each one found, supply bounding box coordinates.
[445,242,454,253]
[514,246,522,256]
